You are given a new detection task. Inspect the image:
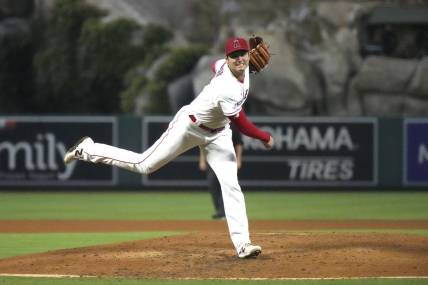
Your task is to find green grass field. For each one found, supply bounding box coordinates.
[1,191,428,220]
[0,190,427,285]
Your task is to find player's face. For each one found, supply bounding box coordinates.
[227,50,249,75]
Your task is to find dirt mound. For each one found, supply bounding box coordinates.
[1,232,427,279]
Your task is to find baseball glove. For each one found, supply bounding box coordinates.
[249,36,270,74]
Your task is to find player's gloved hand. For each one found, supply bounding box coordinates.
[263,136,274,149]
[249,35,271,74]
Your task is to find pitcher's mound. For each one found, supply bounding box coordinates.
[0,232,427,279]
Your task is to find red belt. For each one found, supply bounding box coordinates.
[189,115,225,133]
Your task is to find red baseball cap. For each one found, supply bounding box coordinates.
[224,37,249,56]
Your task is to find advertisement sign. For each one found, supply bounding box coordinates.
[404,119,428,185]
[240,117,377,186]
[142,117,377,187]
[0,117,117,186]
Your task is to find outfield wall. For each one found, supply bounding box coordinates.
[0,116,426,189]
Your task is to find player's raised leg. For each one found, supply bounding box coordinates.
[63,109,200,174]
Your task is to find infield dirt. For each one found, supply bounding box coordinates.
[0,220,427,279]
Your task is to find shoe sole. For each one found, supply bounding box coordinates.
[248,249,261,258]
[63,136,89,165]
[239,248,262,259]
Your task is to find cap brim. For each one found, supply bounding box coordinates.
[226,48,249,56]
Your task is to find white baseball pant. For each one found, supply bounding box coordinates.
[79,106,251,253]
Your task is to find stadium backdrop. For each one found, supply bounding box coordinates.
[0,116,426,189]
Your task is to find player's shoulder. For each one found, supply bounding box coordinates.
[212,71,239,89]
[212,59,227,75]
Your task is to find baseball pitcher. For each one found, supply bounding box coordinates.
[64,36,273,258]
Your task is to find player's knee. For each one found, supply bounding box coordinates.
[136,162,154,175]
[221,180,241,193]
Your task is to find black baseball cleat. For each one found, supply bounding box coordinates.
[63,136,94,165]
[212,213,226,220]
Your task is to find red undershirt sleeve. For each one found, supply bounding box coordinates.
[211,61,216,73]
[229,109,270,143]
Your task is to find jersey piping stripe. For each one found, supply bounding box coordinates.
[87,109,185,166]
[137,109,185,164]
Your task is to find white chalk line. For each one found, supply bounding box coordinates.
[0,273,95,278]
[0,273,428,280]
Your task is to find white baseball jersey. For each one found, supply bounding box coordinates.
[72,59,253,255]
[189,59,249,129]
